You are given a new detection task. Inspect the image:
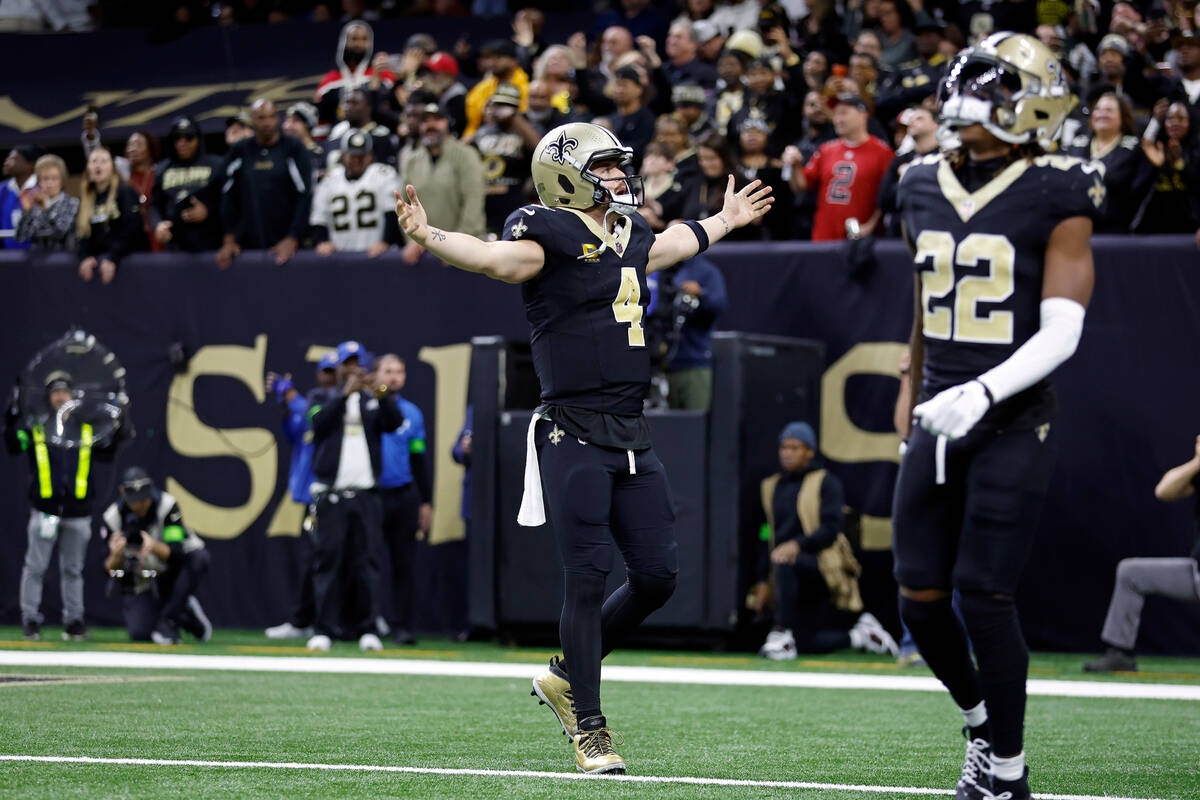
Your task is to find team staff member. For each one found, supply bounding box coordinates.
[784,93,894,240]
[375,354,432,646]
[102,467,211,645]
[306,341,403,653]
[396,122,772,774]
[5,373,128,641]
[150,116,224,252]
[217,98,313,268]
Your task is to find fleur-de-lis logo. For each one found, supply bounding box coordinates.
[510,219,528,239]
[548,425,565,445]
[544,132,578,165]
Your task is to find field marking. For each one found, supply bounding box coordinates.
[0,754,1182,800]
[0,650,1196,701]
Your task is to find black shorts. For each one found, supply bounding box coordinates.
[535,418,678,578]
[892,421,1058,596]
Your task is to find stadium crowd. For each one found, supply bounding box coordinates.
[4,0,1200,278]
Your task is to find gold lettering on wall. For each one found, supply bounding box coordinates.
[820,341,908,465]
[418,344,472,546]
[166,334,277,540]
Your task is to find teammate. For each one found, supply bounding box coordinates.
[395,122,772,775]
[893,34,1103,799]
[311,131,401,258]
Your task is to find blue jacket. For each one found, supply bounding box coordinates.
[380,395,426,489]
[648,255,728,371]
[1,178,32,250]
[282,392,316,505]
[451,406,472,521]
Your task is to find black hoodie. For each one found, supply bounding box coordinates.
[149,117,224,252]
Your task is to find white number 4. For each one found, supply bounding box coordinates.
[611,267,645,347]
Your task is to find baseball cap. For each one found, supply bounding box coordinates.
[489,83,522,107]
[405,33,437,54]
[336,340,366,364]
[672,83,708,107]
[693,19,720,44]
[343,129,373,156]
[725,29,764,60]
[614,65,643,83]
[779,421,816,449]
[739,116,770,133]
[120,467,156,503]
[318,351,339,370]
[225,110,251,129]
[169,117,201,139]
[833,92,869,112]
[757,3,789,31]
[1098,33,1130,57]
[286,102,318,131]
[480,38,518,59]
[423,51,459,76]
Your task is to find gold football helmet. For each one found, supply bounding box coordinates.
[938,32,1076,148]
[531,122,644,215]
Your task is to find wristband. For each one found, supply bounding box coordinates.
[684,220,709,252]
[972,379,995,407]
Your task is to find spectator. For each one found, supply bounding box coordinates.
[680,132,756,238]
[785,94,894,240]
[713,33,762,130]
[77,147,147,284]
[663,19,719,89]
[800,47,830,94]
[263,355,339,640]
[728,57,796,157]
[639,140,691,231]
[283,102,329,181]
[463,39,530,140]
[5,372,128,641]
[512,7,547,70]
[610,65,657,159]
[598,25,636,83]
[312,130,402,258]
[1066,92,1151,233]
[15,154,79,252]
[873,0,916,72]
[1083,434,1200,673]
[1134,101,1200,233]
[417,52,469,138]
[447,408,473,641]
[530,45,580,121]
[751,422,898,658]
[327,87,400,169]
[1168,31,1200,109]
[877,106,939,237]
[315,21,397,139]
[693,19,725,64]
[217,98,313,269]
[735,116,793,240]
[1093,33,1164,113]
[785,90,836,240]
[848,51,882,109]
[375,354,432,646]
[875,12,948,120]
[80,108,129,177]
[1,145,38,250]
[647,254,728,410]
[471,84,541,235]
[150,117,224,253]
[798,0,850,65]
[225,111,253,148]
[671,83,717,141]
[526,79,573,133]
[124,130,161,253]
[306,341,404,653]
[101,467,211,645]
[654,112,700,183]
[398,91,487,263]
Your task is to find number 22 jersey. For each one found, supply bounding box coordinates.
[502,204,655,449]
[898,152,1105,428]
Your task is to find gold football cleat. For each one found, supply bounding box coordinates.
[531,656,578,737]
[573,725,625,775]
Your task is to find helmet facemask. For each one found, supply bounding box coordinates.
[938,51,1032,145]
[574,147,645,216]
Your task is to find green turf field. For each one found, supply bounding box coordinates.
[1,627,1198,799]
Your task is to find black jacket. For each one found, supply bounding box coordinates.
[78,182,147,263]
[309,388,404,487]
[221,133,313,248]
[149,151,224,252]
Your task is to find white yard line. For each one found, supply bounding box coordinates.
[0,754,1182,800]
[0,650,1196,701]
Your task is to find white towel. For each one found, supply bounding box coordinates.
[517,414,547,527]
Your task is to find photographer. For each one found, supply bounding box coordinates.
[101,467,211,645]
[645,254,728,411]
[5,372,128,641]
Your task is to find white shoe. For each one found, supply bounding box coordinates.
[265,622,313,639]
[188,596,213,643]
[758,628,797,661]
[306,634,332,652]
[359,633,383,652]
[850,612,899,656]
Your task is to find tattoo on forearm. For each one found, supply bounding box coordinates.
[429,228,446,242]
[716,215,731,235]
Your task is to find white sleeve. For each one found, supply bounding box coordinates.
[310,176,331,228]
[978,297,1086,403]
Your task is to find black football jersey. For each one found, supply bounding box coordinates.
[899,153,1105,428]
[501,203,656,446]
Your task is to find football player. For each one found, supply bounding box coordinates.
[395,122,772,774]
[893,34,1103,800]
[311,130,401,258]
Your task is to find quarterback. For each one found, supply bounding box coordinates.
[396,122,771,774]
[894,33,1103,799]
